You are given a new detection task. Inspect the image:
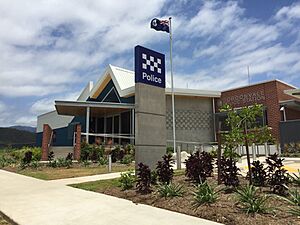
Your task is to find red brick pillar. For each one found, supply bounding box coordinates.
[74,124,81,160]
[41,124,52,161]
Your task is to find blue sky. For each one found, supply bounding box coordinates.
[0,0,299,127]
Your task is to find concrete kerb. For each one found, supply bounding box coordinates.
[48,172,123,185]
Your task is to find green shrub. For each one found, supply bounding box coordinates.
[80,143,104,161]
[48,159,57,168]
[90,145,104,161]
[30,160,39,169]
[0,155,15,168]
[111,145,125,162]
[119,171,135,190]
[192,182,218,208]
[30,147,42,161]
[80,142,92,160]
[166,146,174,155]
[283,142,300,157]
[280,189,300,216]
[288,169,300,186]
[236,185,271,214]
[209,149,217,158]
[10,147,41,162]
[150,170,158,185]
[56,157,72,168]
[124,144,135,156]
[157,183,184,198]
[0,156,7,168]
[82,160,91,167]
[121,154,133,165]
[98,156,108,166]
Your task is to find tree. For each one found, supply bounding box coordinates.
[220,103,273,184]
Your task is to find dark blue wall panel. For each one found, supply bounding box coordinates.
[88,80,134,104]
[36,116,87,147]
[36,132,43,147]
[36,78,133,147]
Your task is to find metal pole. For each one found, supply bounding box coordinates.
[252,143,256,161]
[212,98,216,142]
[86,106,90,143]
[132,109,135,145]
[247,66,250,85]
[169,17,176,155]
[108,154,112,173]
[217,131,221,185]
[264,142,268,157]
[244,124,252,185]
[176,145,181,170]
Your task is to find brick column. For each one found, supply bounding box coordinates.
[41,124,52,161]
[74,124,81,160]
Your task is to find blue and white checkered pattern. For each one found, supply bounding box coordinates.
[142,53,162,74]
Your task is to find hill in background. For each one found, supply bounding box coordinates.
[10,125,36,133]
[0,127,35,148]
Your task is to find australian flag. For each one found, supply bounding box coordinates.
[150,18,169,33]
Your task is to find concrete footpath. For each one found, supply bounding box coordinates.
[0,170,221,225]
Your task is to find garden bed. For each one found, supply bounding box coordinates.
[71,174,300,225]
[3,163,134,180]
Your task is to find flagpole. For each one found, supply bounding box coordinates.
[169,17,176,158]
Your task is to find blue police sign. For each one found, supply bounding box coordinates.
[135,45,165,88]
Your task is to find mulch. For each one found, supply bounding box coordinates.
[99,175,300,225]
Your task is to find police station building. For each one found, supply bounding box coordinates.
[36,46,300,162]
[36,64,219,152]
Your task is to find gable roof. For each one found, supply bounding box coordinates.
[89,64,220,99]
[89,65,135,98]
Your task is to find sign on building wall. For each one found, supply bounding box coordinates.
[135,45,165,88]
[224,90,266,106]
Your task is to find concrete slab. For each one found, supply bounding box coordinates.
[0,170,222,225]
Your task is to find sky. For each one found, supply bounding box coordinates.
[0,0,299,127]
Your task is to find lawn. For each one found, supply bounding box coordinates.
[4,163,134,180]
[70,173,300,225]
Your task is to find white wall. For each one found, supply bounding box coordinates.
[36,111,74,133]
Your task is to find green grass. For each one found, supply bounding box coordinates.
[70,169,186,194]
[6,164,134,180]
[174,169,185,176]
[70,177,120,192]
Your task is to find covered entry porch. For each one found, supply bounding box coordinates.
[55,100,135,145]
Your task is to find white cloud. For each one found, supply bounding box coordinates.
[30,91,81,115]
[0,0,299,127]
[275,3,300,20]
[170,1,300,90]
[193,45,219,58]
[0,0,166,98]
[15,116,37,126]
[182,1,243,38]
